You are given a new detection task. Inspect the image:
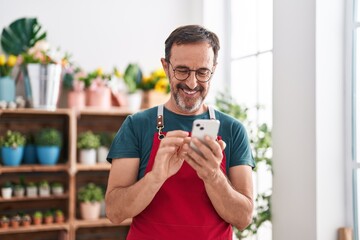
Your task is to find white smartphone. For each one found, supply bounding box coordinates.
[190,119,220,155]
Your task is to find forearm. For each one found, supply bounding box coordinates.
[204,171,253,230]
[106,172,164,224]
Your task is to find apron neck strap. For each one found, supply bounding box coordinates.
[156,104,217,139]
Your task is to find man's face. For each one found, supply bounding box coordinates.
[162,42,215,114]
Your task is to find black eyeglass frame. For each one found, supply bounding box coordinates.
[167,61,213,83]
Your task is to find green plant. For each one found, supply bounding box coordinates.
[55,209,63,217]
[14,184,24,191]
[0,130,26,148]
[77,131,100,149]
[27,181,36,187]
[215,92,272,239]
[123,63,143,93]
[35,128,62,147]
[51,182,63,188]
[0,17,46,56]
[1,215,9,223]
[33,211,42,218]
[39,180,50,189]
[2,181,12,188]
[98,132,115,148]
[77,183,104,203]
[44,210,53,218]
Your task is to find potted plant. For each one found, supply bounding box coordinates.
[54,209,65,224]
[10,214,21,228]
[39,180,50,197]
[21,214,31,227]
[123,63,143,111]
[51,182,64,196]
[35,128,62,165]
[97,132,115,164]
[0,130,26,166]
[0,54,17,103]
[23,132,37,164]
[13,183,25,197]
[26,181,38,197]
[77,182,104,220]
[32,211,42,225]
[0,215,9,228]
[1,181,13,199]
[77,131,100,165]
[44,210,53,224]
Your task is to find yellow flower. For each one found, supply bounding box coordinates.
[114,69,122,78]
[151,68,166,78]
[154,78,169,93]
[96,67,103,76]
[0,55,5,66]
[142,76,152,84]
[7,55,17,67]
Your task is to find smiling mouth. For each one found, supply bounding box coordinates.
[182,89,198,95]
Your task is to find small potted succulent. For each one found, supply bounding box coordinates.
[0,130,26,166]
[78,182,104,220]
[51,182,64,196]
[77,131,100,165]
[32,211,43,225]
[10,214,21,228]
[35,128,62,165]
[26,181,38,197]
[0,215,9,228]
[13,183,25,197]
[54,209,65,224]
[39,180,50,197]
[1,181,13,199]
[21,214,31,227]
[44,210,54,224]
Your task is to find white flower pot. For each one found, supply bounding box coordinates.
[26,186,38,197]
[80,202,101,220]
[52,186,64,196]
[14,188,25,197]
[39,188,50,197]
[97,146,109,163]
[1,188,12,199]
[79,149,97,165]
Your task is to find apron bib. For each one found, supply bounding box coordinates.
[126,105,232,240]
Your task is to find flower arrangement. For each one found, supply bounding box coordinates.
[140,68,170,94]
[21,40,65,65]
[0,54,17,77]
[123,63,169,94]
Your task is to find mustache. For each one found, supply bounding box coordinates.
[176,83,204,92]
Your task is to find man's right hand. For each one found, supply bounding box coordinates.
[150,130,189,184]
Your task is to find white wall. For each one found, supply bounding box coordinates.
[0,0,203,74]
[273,0,346,239]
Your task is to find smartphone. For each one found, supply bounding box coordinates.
[190,119,220,155]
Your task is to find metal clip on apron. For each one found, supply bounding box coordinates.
[127,105,232,240]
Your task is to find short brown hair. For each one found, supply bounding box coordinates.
[164,25,220,65]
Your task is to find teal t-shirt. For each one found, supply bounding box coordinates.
[107,106,255,179]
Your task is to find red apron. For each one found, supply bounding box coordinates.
[126,129,232,240]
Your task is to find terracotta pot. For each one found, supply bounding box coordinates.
[11,220,19,228]
[67,91,86,109]
[1,222,9,229]
[33,217,42,225]
[44,216,53,224]
[55,215,64,224]
[141,90,170,109]
[86,87,111,108]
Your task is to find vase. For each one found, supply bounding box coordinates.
[127,91,142,112]
[67,91,86,109]
[25,63,62,110]
[0,76,15,102]
[141,90,170,109]
[86,87,111,108]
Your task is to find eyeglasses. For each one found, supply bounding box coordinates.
[167,61,213,83]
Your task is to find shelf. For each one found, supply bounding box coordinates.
[0,108,72,116]
[0,164,69,174]
[0,222,69,235]
[78,107,133,116]
[0,193,69,203]
[76,163,111,172]
[73,218,131,229]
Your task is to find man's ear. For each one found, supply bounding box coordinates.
[161,58,169,76]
